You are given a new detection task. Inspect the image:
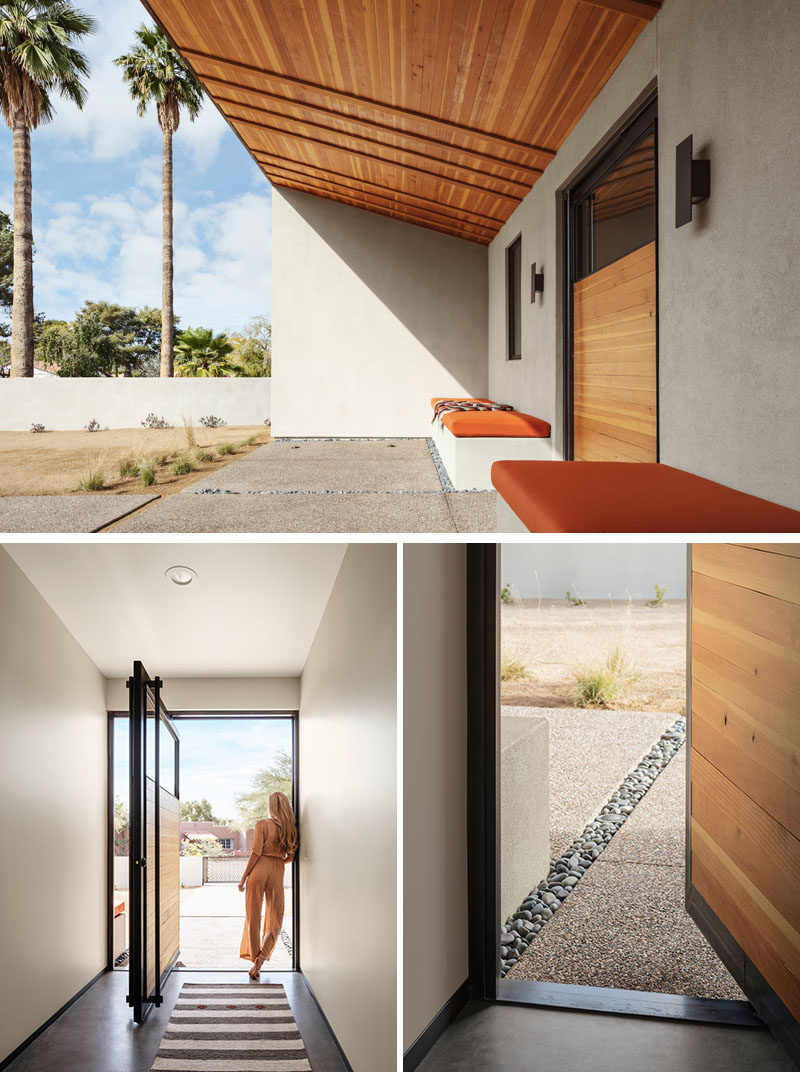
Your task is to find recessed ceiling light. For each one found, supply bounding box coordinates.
[165,565,197,587]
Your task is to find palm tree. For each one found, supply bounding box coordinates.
[115,26,202,378]
[175,326,237,377]
[0,1,94,377]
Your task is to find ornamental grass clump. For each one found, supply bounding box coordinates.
[573,644,639,708]
[501,654,531,682]
[140,464,156,487]
[118,454,139,479]
[172,458,194,475]
[76,465,105,491]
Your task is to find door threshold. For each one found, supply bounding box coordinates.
[172,967,295,973]
[497,979,764,1027]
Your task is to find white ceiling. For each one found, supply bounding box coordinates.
[5,543,348,677]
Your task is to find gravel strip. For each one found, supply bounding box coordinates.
[500,716,686,977]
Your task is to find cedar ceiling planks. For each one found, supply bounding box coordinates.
[142,0,660,244]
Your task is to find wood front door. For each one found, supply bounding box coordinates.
[128,661,180,1023]
[687,544,800,1049]
[566,100,658,462]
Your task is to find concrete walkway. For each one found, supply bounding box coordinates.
[108,439,496,532]
[507,743,745,999]
[178,882,293,970]
[0,493,157,532]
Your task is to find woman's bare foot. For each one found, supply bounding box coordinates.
[249,956,264,978]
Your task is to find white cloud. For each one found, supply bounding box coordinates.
[33,178,272,332]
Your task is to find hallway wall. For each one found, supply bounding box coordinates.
[0,548,107,1064]
[403,545,469,1053]
[298,545,397,1072]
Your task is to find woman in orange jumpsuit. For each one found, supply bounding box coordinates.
[238,791,298,977]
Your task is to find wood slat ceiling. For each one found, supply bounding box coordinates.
[142,0,661,244]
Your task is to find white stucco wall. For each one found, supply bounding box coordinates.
[272,188,488,437]
[500,543,687,601]
[487,0,800,509]
[0,377,270,431]
[0,548,107,1065]
[299,545,396,1072]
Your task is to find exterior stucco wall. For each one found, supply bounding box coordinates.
[488,0,800,508]
[272,188,488,438]
[0,376,270,431]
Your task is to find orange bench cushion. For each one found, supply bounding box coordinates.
[442,410,551,438]
[492,461,800,532]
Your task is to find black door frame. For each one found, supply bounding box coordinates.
[126,661,180,1022]
[108,707,301,978]
[466,544,762,1026]
[562,92,659,461]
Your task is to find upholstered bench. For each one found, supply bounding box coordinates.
[492,461,800,532]
[430,398,552,491]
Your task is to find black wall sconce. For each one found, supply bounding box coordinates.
[530,262,544,303]
[675,134,710,227]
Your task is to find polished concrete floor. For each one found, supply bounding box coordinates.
[5,969,348,1072]
[417,1001,797,1072]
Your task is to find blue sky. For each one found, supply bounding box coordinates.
[114,718,293,822]
[0,0,273,334]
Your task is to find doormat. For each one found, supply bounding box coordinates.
[151,982,311,1070]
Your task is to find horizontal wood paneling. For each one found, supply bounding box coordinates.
[690,543,800,1020]
[144,0,659,242]
[573,240,657,461]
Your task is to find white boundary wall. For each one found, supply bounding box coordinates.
[0,377,270,430]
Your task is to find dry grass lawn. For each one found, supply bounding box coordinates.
[501,598,686,713]
[0,425,271,498]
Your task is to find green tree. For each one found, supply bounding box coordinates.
[0,1,95,376]
[115,25,203,377]
[182,833,223,858]
[229,315,271,377]
[234,747,293,830]
[0,209,12,333]
[78,301,177,376]
[180,798,223,823]
[39,309,120,376]
[114,797,129,856]
[175,326,237,377]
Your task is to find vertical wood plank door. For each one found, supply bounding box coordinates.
[160,787,180,977]
[572,240,657,461]
[689,544,800,1020]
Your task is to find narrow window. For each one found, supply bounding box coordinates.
[507,236,522,360]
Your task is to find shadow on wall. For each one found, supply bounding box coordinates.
[276,188,489,426]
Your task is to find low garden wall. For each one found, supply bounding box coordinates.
[0,377,270,431]
[501,716,550,924]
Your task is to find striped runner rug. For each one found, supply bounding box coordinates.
[151,983,312,1071]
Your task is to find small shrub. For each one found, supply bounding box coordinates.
[118,454,139,479]
[241,434,258,446]
[500,583,512,604]
[565,590,586,607]
[217,442,236,455]
[172,458,195,476]
[196,449,215,463]
[30,422,45,433]
[141,413,172,429]
[199,414,226,428]
[76,466,105,491]
[85,418,101,432]
[573,645,639,708]
[647,584,666,607]
[501,654,530,682]
[140,464,156,487]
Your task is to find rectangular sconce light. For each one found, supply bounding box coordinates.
[530,262,544,303]
[675,134,710,227]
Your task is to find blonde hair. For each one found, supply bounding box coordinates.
[269,791,298,855]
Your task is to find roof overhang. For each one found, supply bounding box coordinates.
[142,0,660,244]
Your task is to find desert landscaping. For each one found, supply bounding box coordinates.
[0,425,271,499]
